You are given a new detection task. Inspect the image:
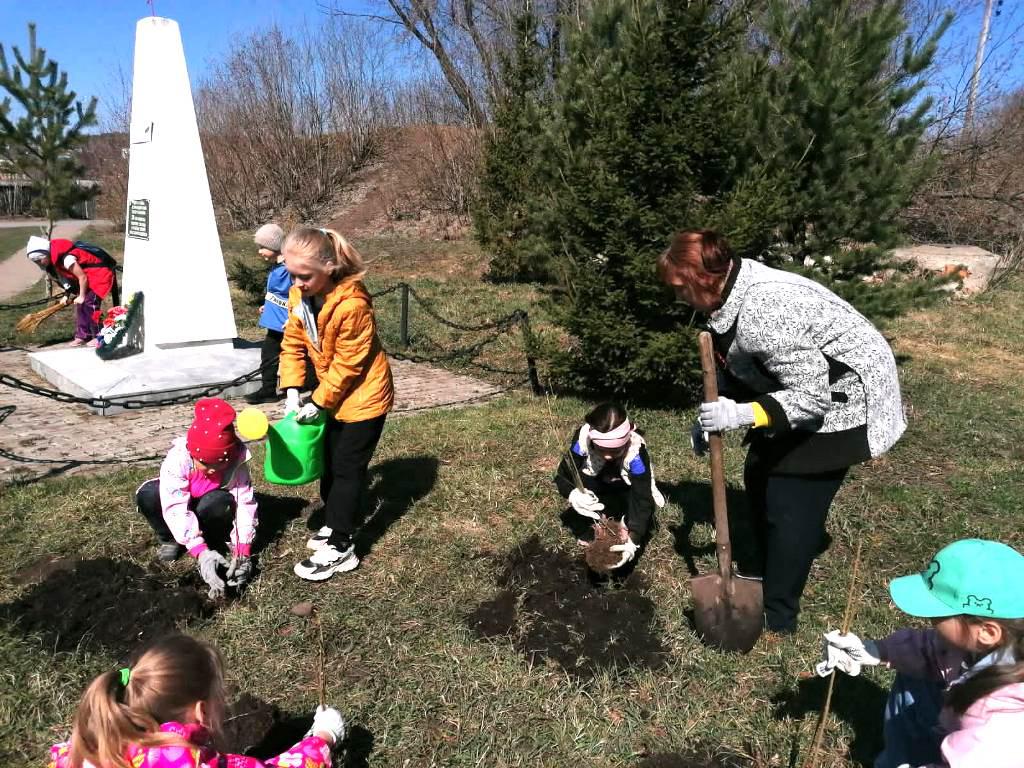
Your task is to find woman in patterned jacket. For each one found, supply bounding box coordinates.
[658,229,905,634]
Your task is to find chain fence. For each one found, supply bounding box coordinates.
[0,282,541,469]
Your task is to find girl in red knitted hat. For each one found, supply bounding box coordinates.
[135,398,260,597]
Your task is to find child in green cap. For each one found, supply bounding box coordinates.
[817,538,1024,768]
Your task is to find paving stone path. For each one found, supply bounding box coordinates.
[0,347,505,484]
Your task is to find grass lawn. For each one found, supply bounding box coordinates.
[1,230,1022,766]
[0,226,42,265]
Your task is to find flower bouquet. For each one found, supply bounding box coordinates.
[95,292,145,360]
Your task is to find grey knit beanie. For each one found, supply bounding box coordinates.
[254,223,284,252]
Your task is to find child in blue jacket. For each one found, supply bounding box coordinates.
[245,223,291,404]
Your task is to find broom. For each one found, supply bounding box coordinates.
[16,301,71,334]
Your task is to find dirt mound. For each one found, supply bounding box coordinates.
[467,535,668,679]
[585,516,628,572]
[1,557,212,658]
[222,693,310,759]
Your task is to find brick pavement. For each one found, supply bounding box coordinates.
[0,348,504,484]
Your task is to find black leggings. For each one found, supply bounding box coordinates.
[732,460,848,633]
[136,479,236,551]
[321,414,387,548]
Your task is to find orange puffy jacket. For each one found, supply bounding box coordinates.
[278,280,394,422]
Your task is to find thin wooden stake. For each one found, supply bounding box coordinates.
[803,539,863,768]
[317,615,326,708]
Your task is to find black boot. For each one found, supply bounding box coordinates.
[244,387,281,405]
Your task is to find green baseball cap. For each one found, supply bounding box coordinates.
[889,539,1024,619]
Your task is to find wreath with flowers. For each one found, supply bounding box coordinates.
[95,292,145,360]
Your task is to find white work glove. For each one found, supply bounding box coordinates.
[699,396,755,433]
[284,388,301,417]
[225,555,253,588]
[197,549,228,599]
[609,535,639,569]
[569,488,604,519]
[308,704,346,746]
[690,421,709,457]
[295,402,322,424]
[815,630,882,677]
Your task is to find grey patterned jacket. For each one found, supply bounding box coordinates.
[707,259,905,470]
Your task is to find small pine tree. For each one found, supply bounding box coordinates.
[749,0,951,276]
[529,0,771,396]
[472,12,553,282]
[0,23,98,235]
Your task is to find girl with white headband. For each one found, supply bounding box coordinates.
[554,402,665,569]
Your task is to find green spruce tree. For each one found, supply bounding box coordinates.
[749,0,951,276]
[531,0,775,396]
[472,12,553,282]
[0,23,98,235]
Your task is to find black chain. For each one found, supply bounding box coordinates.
[0,291,69,311]
[0,355,279,411]
[407,285,526,332]
[369,284,401,299]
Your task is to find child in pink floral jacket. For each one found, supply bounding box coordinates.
[49,635,345,768]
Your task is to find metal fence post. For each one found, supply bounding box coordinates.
[518,312,542,395]
[399,283,410,349]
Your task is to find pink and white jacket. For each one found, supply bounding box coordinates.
[147,437,259,558]
[50,721,330,768]
[875,628,1024,768]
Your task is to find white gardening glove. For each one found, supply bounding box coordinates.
[284,388,301,417]
[569,488,604,519]
[308,704,346,746]
[690,421,709,457]
[609,535,639,569]
[225,555,253,588]
[698,396,755,433]
[197,549,228,599]
[295,402,322,424]
[815,630,882,677]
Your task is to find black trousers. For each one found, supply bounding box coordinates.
[136,479,236,552]
[321,414,387,548]
[260,329,284,392]
[732,458,848,633]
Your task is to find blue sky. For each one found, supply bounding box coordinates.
[0,0,1021,125]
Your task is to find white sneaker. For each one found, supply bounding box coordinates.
[293,544,359,581]
[306,526,333,550]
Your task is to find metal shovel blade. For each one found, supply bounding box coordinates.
[690,571,764,653]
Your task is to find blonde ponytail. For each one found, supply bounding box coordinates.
[283,226,366,283]
[68,635,225,767]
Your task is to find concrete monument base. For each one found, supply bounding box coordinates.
[29,341,263,416]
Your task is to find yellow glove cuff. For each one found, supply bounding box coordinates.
[751,402,771,428]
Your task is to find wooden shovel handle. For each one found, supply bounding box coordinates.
[698,332,732,581]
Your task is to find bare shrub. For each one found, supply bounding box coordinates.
[195,19,396,230]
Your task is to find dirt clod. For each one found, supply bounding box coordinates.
[584,516,628,572]
[1,557,212,658]
[467,535,668,679]
[290,601,315,618]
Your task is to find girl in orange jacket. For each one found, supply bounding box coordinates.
[278,227,394,581]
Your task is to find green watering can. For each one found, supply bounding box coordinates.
[264,411,326,485]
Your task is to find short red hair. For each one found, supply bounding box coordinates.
[656,229,734,308]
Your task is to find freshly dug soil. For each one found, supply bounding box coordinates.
[1,557,212,658]
[585,516,628,571]
[637,754,732,768]
[222,693,310,759]
[467,535,668,679]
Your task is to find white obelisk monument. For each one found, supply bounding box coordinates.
[29,17,261,413]
[123,16,237,348]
